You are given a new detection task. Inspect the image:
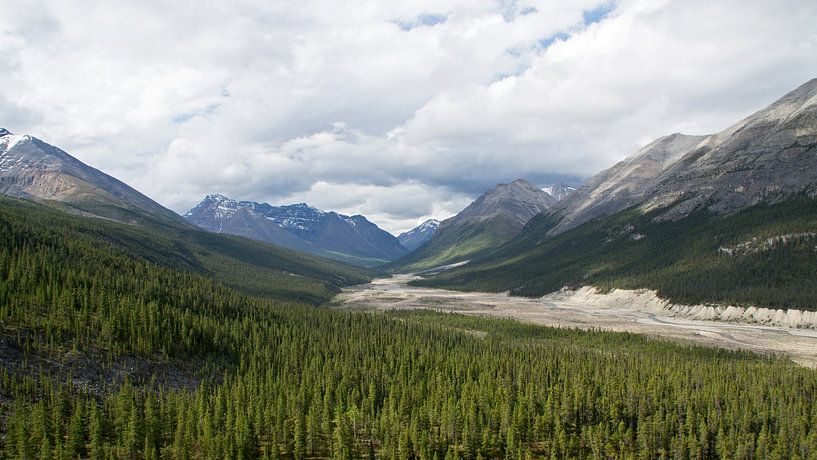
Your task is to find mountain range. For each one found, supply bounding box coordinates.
[414,78,817,311]
[389,179,561,271]
[184,195,407,266]
[3,79,816,459]
[0,126,573,270]
[0,127,374,301]
[551,78,817,235]
[2,78,816,312]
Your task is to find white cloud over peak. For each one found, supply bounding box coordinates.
[1,0,816,233]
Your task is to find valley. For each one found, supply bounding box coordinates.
[337,274,817,367]
[3,4,817,457]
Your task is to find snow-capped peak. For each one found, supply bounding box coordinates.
[419,219,440,230]
[541,184,576,201]
[204,193,232,202]
[184,194,240,218]
[0,130,32,156]
[287,202,325,214]
[399,219,440,237]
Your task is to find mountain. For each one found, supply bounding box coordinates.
[541,183,576,201]
[185,194,407,267]
[0,128,184,225]
[0,129,373,301]
[389,179,556,271]
[184,195,318,253]
[5,191,814,460]
[397,219,440,251]
[551,78,817,234]
[414,79,817,311]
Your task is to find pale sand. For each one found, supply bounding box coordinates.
[335,275,817,368]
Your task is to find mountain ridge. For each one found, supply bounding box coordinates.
[0,129,185,225]
[551,78,817,234]
[413,78,817,311]
[185,194,407,267]
[390,178,555,271]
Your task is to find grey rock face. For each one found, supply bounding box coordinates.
[0,129,182,223]
[398,219,440,251]
[552,78,817,234]
[184,195,316,252]
[441,178,556,234]
[185,195,408,263]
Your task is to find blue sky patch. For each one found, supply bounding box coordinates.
[396,14,447,31]
[172,104,219,124]
[539,31,570,49]
[583,2,615,25]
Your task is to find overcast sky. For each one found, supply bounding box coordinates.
[2,0,817,233]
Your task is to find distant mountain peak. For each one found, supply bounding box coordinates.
[541,183,576,201]
[494,178,542,193]
[392,179,556,270]
[185,195,407,265]
[456,178,555,228]
[397,219,441,252]
[509,178,533,186]
[406,218,440,233]
[0,131,32,152]
[203,193,233,203]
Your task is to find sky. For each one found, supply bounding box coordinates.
[1,0,817,234]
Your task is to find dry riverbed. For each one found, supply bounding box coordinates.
[335,274,817,368]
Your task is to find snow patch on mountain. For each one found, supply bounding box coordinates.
[541,183,576,201]
[398,219,441,252]
[0,132,32,159]
[184,194,408,264]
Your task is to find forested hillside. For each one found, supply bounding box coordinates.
[2,195,817,458]
[415,197,817,311]
[0,197,372,303]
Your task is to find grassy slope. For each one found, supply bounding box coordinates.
[414,197,817,310]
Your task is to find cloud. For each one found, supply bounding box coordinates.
[1,0,816,233]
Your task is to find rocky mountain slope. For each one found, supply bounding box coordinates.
[398,219,440,251]
[552,78,817,234]
[390,179,555,271]
[185,194,407,266]
[415,79,817,312]
[0,128,184,224]
[0,128,374,297]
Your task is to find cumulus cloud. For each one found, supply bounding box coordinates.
[1,0,816,233]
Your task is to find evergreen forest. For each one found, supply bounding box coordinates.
[1,197,817,459]
[415,197,817,311]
